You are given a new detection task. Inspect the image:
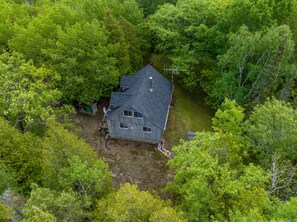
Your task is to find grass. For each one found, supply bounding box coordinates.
[163,84,214,148]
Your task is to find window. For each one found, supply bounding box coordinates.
[143,126,151,133]
[134,112,143,119]
[124,110,133,117]
[120,123,128,129]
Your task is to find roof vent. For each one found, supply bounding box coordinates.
[149,77,153,92]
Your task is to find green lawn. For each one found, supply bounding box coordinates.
[163,84,214,148]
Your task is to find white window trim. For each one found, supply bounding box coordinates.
[143,127,152,133]
[120,123,128,129]
[124,110,133,117]
[134,111,143,119]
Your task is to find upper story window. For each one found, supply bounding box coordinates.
[134,112,143,119]
[143,126,152,133]
[124,110,133,117]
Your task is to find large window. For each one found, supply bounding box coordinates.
[124,110,133,117]
[120,123,128,129]
[134,112,143,119]
[143,126,151,133]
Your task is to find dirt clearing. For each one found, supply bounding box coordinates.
[75,107,171,194]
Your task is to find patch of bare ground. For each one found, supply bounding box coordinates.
[75,103,172,195]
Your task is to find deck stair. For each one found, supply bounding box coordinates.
[157,139,172,158]
[98,121,109,134]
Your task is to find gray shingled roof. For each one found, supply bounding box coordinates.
[109,92,131,106]
[104,65,173,129]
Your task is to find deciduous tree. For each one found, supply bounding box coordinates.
[22,207,57,222]
[0,52,63,133]
[167,131,269,221]
[0,163,16,195]
[0,204,12,222]
[42,119,107,191]
[246,98,297,161]
[205,25,296,107]
[94,183,184,221]
[23,185,87,221]
[0,118,44,193]
[58,156,112,203]
[212,98,245,134]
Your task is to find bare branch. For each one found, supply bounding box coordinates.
[270,154,296,196]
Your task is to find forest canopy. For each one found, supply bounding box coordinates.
[149,0,297,108]
[0,0,297,221]
[1,0,147,104]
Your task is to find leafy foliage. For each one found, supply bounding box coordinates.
[0,164,17,197]
[0,118,44,193]
[272,197,297,221]
[137,0,177,17]
[149,0,297,108]
[23,185,87,221]
[43,20,118,104]
[212,98,245,134]
[1,1,297,222]
[58,156,112,202]
[246,98,297,161]
[94,183,184,221]
[167,131,268,221]
[0,52,64,133]
[22,207,57,222]
[149,207,186,222]
[148,0,225,89]
[7,0,147,104]
[42,119,111,194]
[0,204,12,222]
[206,25,296,106]
[0,0,32,51]
[167,98,297,221]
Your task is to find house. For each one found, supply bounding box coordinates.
[103,65,173,144]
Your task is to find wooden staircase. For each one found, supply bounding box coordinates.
[157,139,172,158]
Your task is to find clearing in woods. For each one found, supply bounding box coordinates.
[76,85,213,194]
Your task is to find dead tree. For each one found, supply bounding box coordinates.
[270,153,296,200]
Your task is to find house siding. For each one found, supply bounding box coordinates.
[107,108,162,143]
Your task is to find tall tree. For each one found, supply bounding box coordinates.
[0,51,64,133]
[23,185,87,222]
[0,0,32,51]
[149,0,297,109]
[94,183,184,221]
[148,0,230,90]
[137,0,177,17]
[167,132,270,221]
[246,98,297,161]
[58,156,112,204]
[0,204,12,222]
[8,0,147,104]
[204,25,296,107]
[23,207,57,222]
[41,119,112,208]
[219,0,275,33]
[43,20,119,104]
[212,98,245,134]
[0,118,44,193]
[8,1,82,64]
[0,163,16,195]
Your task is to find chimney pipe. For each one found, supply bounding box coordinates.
[149,77,153,92]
